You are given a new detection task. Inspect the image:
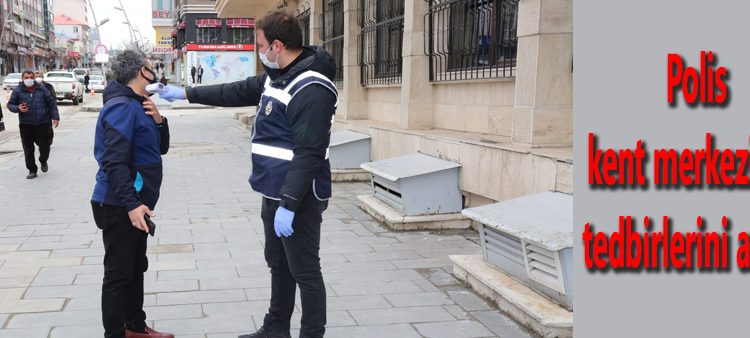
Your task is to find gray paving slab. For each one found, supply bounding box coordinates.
[414,320,495,338]
[0,328,52,338]
[348,306,455,325]
[50,325,103,338]
[384,292,455,307]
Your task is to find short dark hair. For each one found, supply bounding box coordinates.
[256,10,303,50]
[112,50,147,84]
[22,70,35,77]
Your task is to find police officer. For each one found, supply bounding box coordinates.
[160,10,336,338]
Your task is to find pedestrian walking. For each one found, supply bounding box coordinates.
[197,65,204,84]
[159,10,337,338]
[7,70,59,179]
[84,73,91,92]
[190,65,196,84]
[34,71,57,145]
[90,50,174,338]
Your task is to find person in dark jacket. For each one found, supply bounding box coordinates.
[8,70,60,179]
[91,50,174,338]
[190,65,196,84]
[35,70,57,145]
[196,64,204,84]
[160,10,337,338]
[84,73,91,92]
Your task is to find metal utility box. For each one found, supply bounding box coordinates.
[329,131,371,169]
[361,153,462,216]
[463,192,574,310]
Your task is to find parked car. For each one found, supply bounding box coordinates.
[89,75,107,92]
[72,68,88,83]
[2,73,21,90]
[45,71,85,105]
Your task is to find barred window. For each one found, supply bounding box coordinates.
[358,0,404,85]
[297,8,311,46]
[426,0,518,82]
[322,0,344,86]
[196,27,220,44]
[229,28,254,44]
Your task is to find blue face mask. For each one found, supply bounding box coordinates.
[259,43,280,69]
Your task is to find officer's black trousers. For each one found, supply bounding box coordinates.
[261,193,328,338]
[91,202,148,338]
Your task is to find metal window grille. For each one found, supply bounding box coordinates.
[320,0,344,86]
[425,0,518,82]
[196,27,221,44]
[297,9,311,46]
[229,27,254,44]
[357,0,404,85]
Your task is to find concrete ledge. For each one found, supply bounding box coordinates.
[451,255,572,338]
[331,169,370,182]
[357,194,470,230]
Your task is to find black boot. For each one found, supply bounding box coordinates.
[41,162,48,173]
[26,171,37,179]
[238,325,291,338]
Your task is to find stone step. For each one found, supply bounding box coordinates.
[451,254,572,338]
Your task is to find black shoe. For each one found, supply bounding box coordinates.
[238,326,291,338]
[26,172,37,179]
[41,162,48,173]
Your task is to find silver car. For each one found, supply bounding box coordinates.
[2,73,21,90]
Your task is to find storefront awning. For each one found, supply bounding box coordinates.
[195,18,222,28]
[227,18,254,28]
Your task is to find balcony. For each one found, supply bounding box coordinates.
[214,0,273,18]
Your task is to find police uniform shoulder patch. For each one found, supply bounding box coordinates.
[265,101,273,115]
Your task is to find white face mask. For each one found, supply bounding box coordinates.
[259,44,280,69]
[35,77,43,84]
[23,79,35,87]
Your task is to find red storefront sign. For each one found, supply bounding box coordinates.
[226,18,254,28]
[185,44,254,51]
[195,18,222,28]
[152,10,171,19]
[69,52,80,58]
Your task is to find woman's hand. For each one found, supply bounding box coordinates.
[143,97,163,124]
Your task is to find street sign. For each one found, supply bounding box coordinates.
[95,54,110,63]
[95,44,108,55]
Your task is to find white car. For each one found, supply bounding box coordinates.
[45,71,85,105]
[72,68,88,83]
[89,75,107,92]
[2,73,21,90]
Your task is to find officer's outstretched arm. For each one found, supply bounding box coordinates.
[184,75,266,107]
